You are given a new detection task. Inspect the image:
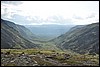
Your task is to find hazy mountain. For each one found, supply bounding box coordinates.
[25,25,75,41]
[51,23,99,54]
[1,19,40,49]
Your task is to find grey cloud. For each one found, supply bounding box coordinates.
[1,1,23,21]
[11,14,43,25]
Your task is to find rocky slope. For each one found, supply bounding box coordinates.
[1,49,99,66]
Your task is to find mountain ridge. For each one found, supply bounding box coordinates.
[51,22,99,54]
[1,19,40,49]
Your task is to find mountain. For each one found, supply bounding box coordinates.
[25,25,75,41]
[1,19,40,49]
[51,23,99,54]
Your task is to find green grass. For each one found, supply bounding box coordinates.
[1,49,63,55]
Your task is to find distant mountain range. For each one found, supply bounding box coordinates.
[1,19,40,49]
[25,25,75,41]
[51,23,99,54]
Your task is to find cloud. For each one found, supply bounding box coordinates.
[1,1,22,5]
[73,15,84,20]
[1,2,21,20]
[11,14,43,25]
[86,13,96,19]
[1,1,99,25]
[72,14,99,25]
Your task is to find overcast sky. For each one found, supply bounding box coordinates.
[1,1,99,25]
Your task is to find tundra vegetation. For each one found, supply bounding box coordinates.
[1,49,99,66]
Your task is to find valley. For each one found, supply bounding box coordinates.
[1,19,99,66]
[24,25,75,41]
[1,1,99,66]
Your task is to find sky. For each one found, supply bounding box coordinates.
[1,1,99,25]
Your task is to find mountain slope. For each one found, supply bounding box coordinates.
[51,23,99,54]
[1,19,40,49]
